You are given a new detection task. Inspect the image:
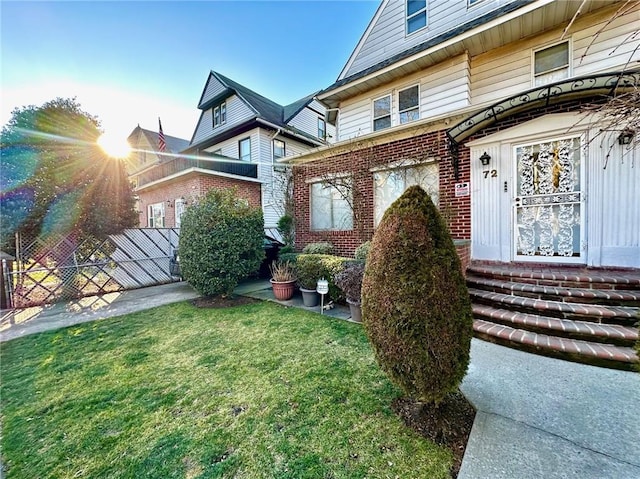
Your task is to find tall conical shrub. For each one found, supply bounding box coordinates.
[361,185,473,403]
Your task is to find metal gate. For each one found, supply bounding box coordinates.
[4,228,180,309]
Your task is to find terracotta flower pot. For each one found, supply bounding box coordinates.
[270,279,296,300]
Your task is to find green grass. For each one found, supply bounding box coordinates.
[0,301,452,478]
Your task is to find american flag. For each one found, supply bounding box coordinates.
[158,118,166,152]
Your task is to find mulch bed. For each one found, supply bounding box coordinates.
[191,295,258,309]
[392,391,476,478]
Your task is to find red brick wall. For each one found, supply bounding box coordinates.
[293,129,470,257]
[137,173,262,227]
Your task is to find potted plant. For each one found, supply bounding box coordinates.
[334,261,365,322]
[269,260,297,301]
[294,255,324,307]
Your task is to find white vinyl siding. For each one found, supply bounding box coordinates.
[471,6,639,106]
[338,54,470,141]
[198,74,227,108]
[191,95,254,145]
[286,100,336,142]
[341,0,511,79]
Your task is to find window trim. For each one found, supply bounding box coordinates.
[398,84,420,125]
[213,101,227,128]
[318,117,326,139]
[372,94,392,132]
[239,137,251,162]
[532,40,571,87]
[406,0,427,36]
[309,179,354,232]
[467,0,486,7]
[273,139,286,160]
[147,202,165,228]
[373,161,439,227]
[174,198,185,228]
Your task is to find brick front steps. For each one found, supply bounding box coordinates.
[467,262,640,370]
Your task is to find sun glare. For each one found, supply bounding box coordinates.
[98,133,131,158]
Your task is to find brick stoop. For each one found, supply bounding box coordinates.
[467,262,640,370]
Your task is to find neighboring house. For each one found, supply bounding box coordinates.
[127,125,190,228]
[128,71,335,238]
[289,0,639,269]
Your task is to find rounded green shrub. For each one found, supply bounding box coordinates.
[361,186,473,404]
[179,188,264,296]
[354,241,371,262]
[295,253,350,301]
[302,242,334,255]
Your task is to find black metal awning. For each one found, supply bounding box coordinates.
[445,70,639,179]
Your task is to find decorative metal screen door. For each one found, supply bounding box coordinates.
[513,136,584,262]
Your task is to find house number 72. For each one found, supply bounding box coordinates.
[483,169,497,179]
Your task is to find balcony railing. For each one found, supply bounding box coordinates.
[136,156,258,187]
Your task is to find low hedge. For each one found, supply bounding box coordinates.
[294,254,350,301]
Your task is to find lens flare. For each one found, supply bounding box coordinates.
[98,133,131,158]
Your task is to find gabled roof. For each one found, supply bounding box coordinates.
[127,125,190,154]
[190,71,326,150]
[320,0,536,101]
[283,92,317,123]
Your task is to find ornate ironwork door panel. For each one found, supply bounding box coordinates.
[514,137,584,262]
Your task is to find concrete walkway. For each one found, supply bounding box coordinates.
[1,280,638,479]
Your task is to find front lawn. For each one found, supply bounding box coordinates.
[0,300,452,478]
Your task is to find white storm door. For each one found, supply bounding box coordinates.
[513,136,585,263]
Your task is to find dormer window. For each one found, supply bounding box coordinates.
[406,0,427,35]
[534,42,570,86]
[213,101,227,128]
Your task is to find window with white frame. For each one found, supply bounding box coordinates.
[406,0,427,35]
[213,101,227,128]
[174,198,185,228]
[399,85,419,124]
[239,137,251,162]
[534,42,569,86]
[310,180,353,231]
[318,118,326,139]
[373,95,392,131]
[273,139,285,159]
[374,162,439,226]
[147,203,165,228]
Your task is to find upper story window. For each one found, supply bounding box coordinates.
[273,139,285,159]
[213,101,227,128]
[318,118,326,139]
[534,41,570,86]
[406,0,427,35]
[239,137,251,162]
[399,85,419,124]
[373,95,392,131]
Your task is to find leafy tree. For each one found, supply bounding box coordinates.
[0,97,137,252]
[179,188,265,297]
[361,186,473,404]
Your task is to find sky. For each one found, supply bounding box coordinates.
[1,0,380,143]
